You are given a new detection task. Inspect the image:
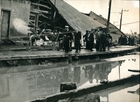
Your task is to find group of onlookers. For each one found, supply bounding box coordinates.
[57,26,81,53]
[29,26,113,53]
[118,35,135,46]
[58,26,113,53]
[83,27,112,52]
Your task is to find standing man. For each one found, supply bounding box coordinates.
[74,30,81,52]
[64,25,73,51]
[100,28,107,52]
[95,28,101,51]
[83,30,90,50]
[118,35,123,45]
[106,33,112,50]
[89,29,94,51]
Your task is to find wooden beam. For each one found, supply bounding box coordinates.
[31,9,50,14]
[38,22,51,27]
[30,10,39,14]
[31,2,51,10]
[30,13,36,17]
[29,21,39,28]
[41,13,50,20]
[29,20,35,22]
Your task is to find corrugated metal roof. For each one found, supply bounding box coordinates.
[50,0,105,35]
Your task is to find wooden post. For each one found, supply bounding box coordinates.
[119,9,123,31]
[106,0,112,32]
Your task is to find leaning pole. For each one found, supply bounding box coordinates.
[107,0,112,32]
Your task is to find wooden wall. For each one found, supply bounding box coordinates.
[0,0,30,39]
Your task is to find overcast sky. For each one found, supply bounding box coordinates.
[64,0,139,35]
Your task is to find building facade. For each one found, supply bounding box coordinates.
[0,0,30,40]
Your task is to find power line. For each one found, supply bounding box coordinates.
[116,21,140,26]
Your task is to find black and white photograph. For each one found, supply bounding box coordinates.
[0,0,139,102]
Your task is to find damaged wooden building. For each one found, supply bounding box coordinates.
[0,0,123,45]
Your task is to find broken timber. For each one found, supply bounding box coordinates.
[31,3,51,10]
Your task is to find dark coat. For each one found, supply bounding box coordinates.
[88,33,94,49]
[63,35,70,52]
[83,32,88,42]
[89,33,94,43]
[74,31,81,47]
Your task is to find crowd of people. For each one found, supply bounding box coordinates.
[83,27,112,52]
[118,35,135,46]
[29,25,113,53]
[57,26,113,53]
[57,26,81,53]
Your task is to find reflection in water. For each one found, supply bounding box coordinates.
[0,55,139,102]
[83,62,112,83]
[73,66,81,84]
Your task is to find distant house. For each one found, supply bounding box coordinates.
[89,11,126,42]
[0,0,30,40]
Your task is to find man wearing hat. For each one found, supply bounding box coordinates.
[64,26,73,51]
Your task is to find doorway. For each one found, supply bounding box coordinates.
[1,10,11,39]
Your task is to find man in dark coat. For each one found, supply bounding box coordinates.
[118,35,123,45]
[106,33,112,50]
[64,25,73,51]
[89,29,94,51]
[83,30,90,50]
[95,28,101,51]
[74,30,81,52]
[99,28,107,52]
[63,35,70,53]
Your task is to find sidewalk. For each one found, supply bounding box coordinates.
[0,45,139,61]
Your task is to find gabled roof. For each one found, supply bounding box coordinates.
[89,11,127,41]
[89,11,126,36]
[50,0,105,35]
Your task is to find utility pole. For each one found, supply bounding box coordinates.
[107,0,112,32]
[119,9,123,31]
[119,9,129,31]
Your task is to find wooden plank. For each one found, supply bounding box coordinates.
[31,9,49,14]
[41,13,50,19]
[31,3,51,10]
[30,10,39,14]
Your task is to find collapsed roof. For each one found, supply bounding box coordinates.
[29,0,122,42]
[50,0,105,35]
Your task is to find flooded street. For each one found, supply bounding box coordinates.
[0,53,139,102]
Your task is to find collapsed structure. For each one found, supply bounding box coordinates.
[0,0,125,45]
